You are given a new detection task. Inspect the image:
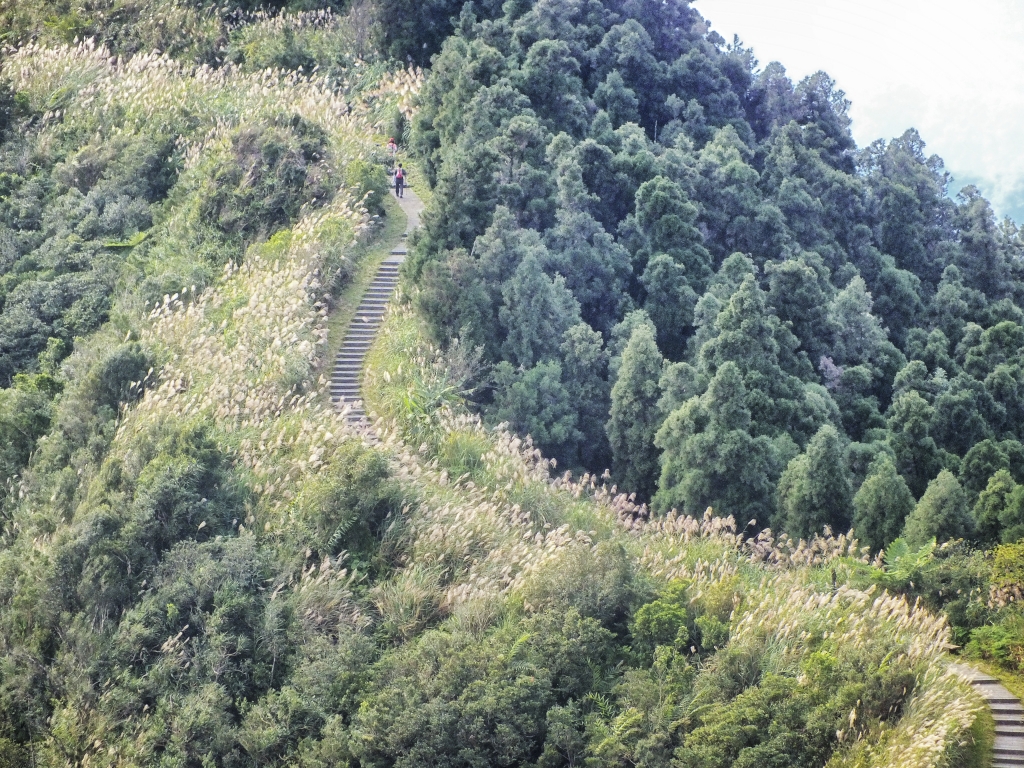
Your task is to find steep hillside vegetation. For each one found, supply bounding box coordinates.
[0,0,1010,766]
[407,0,1024,552]
[399,0,1024,696]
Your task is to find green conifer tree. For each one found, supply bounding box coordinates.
[973,469,1024,544]
[560,323,611,471]
[887,390,942,499]
[640,253,698,360]
[902,469,975,546]
[491,360,581,468]
[607,325,664,499]
[852,456,915,551]
[827,275,888,367]
[499,252,581,368]
[776,424,853,539]
[654,362,779,523]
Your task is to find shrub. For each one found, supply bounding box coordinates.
[293,440,403,562]
[80,342,152,414]
[198,117,332,245]
[344,157,388,217]
[630,580,691,658]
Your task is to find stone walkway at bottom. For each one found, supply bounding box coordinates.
[952,662,1024,767]
[330,186,421,426]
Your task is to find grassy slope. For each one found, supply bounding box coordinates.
[360,306,985,768]
[0,13,997,766]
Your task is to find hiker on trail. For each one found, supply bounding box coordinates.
[386,137,398,157]
[394,163,405,198]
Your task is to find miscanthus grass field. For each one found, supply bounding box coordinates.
[0,5,998,766]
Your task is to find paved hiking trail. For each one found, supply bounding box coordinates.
[952,663,1024,767]
[330,186,422,423]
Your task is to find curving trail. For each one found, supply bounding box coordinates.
[330,186,422,423]
[952,663,1024,767]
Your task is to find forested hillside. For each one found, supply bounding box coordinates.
[0,0,1015,765]
[407,0,1024,553]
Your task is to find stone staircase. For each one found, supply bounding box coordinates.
[330,186,421,424]
[953,663,1024,767]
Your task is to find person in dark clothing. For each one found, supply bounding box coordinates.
[394,163,405,198]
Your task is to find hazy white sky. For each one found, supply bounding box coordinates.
[692,0,1024,223]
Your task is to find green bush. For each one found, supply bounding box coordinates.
[197,117,332,246]
[344,158,388,217]
[292,440,403,565]
[630,580,691,658]
[80,342,152,414]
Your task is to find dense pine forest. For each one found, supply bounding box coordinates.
[0,0,1019,765]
